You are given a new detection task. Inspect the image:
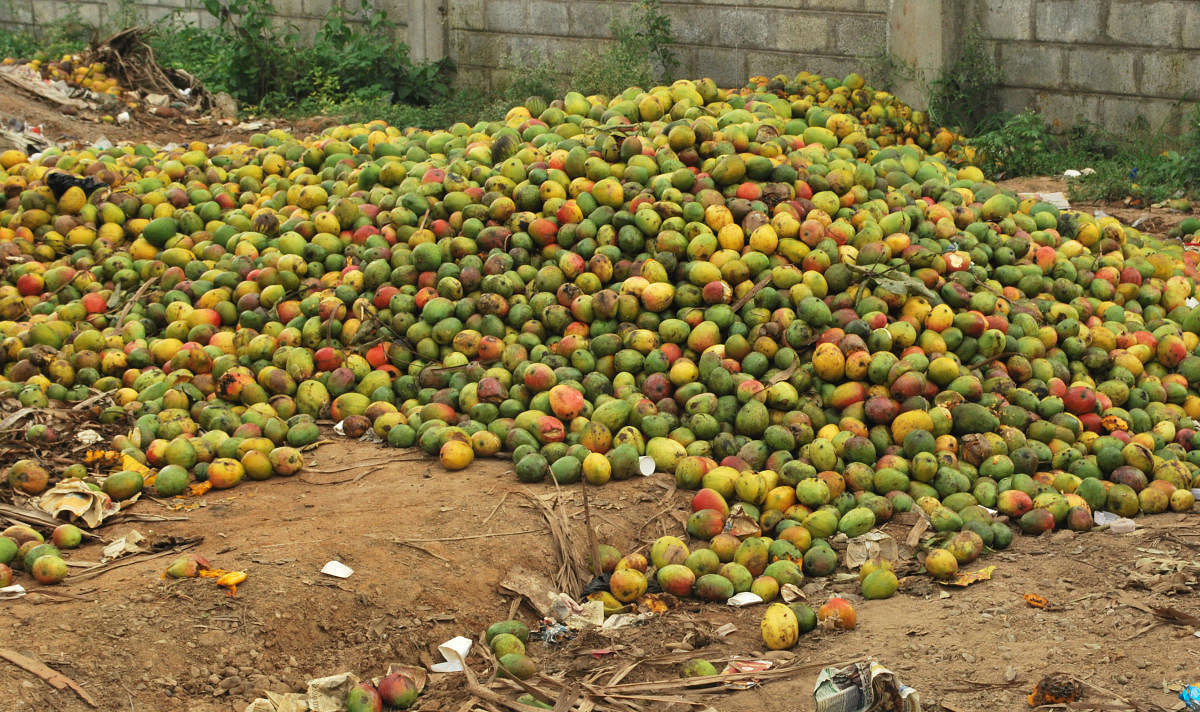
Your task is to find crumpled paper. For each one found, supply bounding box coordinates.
[101,530,147,562]
[843,532,899,570]
[306,673,359,712]
[32,479,128,528]
[548,592,605,629]
[244,691,309,712]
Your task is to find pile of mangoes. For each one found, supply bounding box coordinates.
[2,72,1199,608]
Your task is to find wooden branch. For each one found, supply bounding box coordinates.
[0,648,97,707]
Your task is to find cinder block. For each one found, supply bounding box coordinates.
[977,0,1034,41]
[997,42,1063,89]
[694,47,746,87]
[1107,0,1179,45]
[1181,4,1200,49]
[1140,51,1200,97]
[485,0,526,31]
[448,0,487,31]
[770,11,831,53]
[1066,46,1138,95]
[831,13,887,57]
[273,0,306,19]
[569,1,616,39]
[664,4,710,46]
[9,3,34,24]
[671,45,699,79]
[1034,0,1104,43]
[715,8,759,49]
[525,0,568,32]
[1101,95,1181,132]
[462,31,500,66]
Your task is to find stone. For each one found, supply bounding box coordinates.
[213,92,238,118]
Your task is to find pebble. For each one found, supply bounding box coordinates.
[219,676,241,690]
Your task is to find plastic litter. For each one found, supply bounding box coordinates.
[1183,685,1200,711]
[429,636,472,673]
[0,584,27,599]
[531,619,574,644]
[319,560,353,579]
[1093,511,1137,532]
[813,661,920,712]
[727,591,764,606]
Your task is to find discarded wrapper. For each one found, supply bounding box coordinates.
[320,560,353,579]
[101,530,146,562]
[780,583,805,602]
[305,673,358,712]
[601,612,654,629]
[1093,511,1137,532]
[814,661,920,712]
[637,456,655,476]
[720,659,773,689]
[727,591,764,606]
[547,592,604,629]
[1,584,27,600]
[32,479,126,528]
[843,532,898,570]
[1181,684,1200,711]
[430,635,473,673]
[243,690,308,712]
[1017,191,1070,210]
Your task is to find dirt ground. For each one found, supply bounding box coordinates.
[3,438,1199,712]
[999,176,1196,239]
[0,83,336,148]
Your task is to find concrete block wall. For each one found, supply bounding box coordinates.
[971,0,1200,134]
[445,0,888,92]
[2,0,432,60]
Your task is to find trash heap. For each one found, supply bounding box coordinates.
[2,72,1199,626]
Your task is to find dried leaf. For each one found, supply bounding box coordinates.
[940,565,996,587]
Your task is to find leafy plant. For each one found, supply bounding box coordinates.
[150,0,452,112]
[927,24,1001,135]
[970,111,1065,177]
[0,4,90,62]
[198,0,299,103]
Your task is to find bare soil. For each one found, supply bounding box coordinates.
[999,176,1197,239]
[0,84,335,147]
[3,438,1199,712]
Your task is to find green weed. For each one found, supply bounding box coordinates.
[927,24,1002,135]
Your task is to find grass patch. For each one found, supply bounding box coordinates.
[970,106,1200,204]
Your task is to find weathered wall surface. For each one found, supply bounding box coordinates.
[445,0,888,91]
[8,0,1199,132]
[970,0,1200,134]
[4,0,445,62]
